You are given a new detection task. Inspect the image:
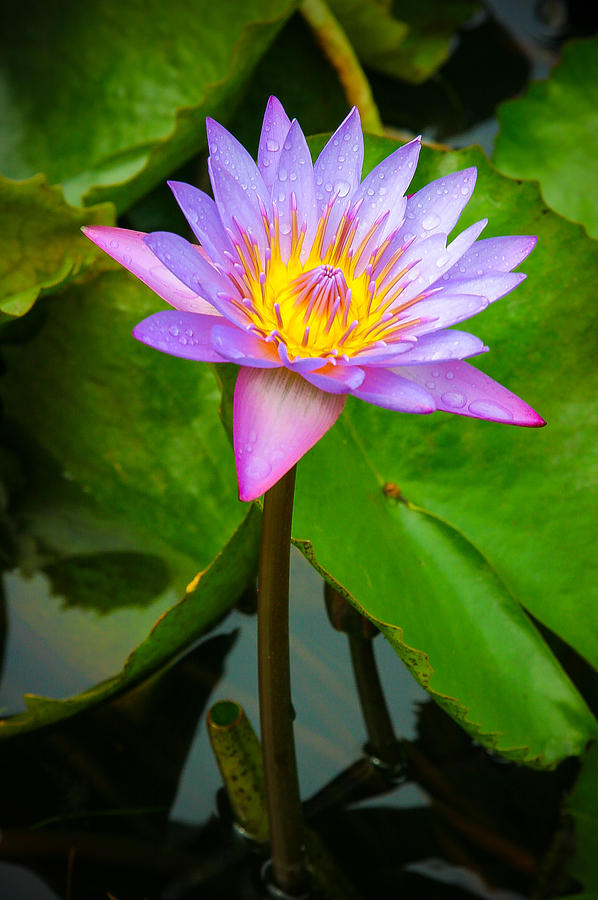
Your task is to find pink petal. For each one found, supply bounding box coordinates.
[302,364,365,394]
[277,343,329,372]
[133,311,227,361]
[313,107,364,236]
[82,226,218,315]
[351,137,421,247]
[167,181,231,262]
[257,96,292,190]
[442,235,537,282]
[234,367,346,501]
[352,368,436,412]
[395,360,545,426]
[210,324,281,367]
[399,168,477,243]
[273,119,318,263]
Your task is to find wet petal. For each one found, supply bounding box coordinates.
[273,119,318,263]
[302,363,365,394]
[399,168,477,243]
[167,181,231,262]
[144,231,245,325]
[351,137,421,246]
[210,324,280,367]
[257,96,292,190]
[363,330,487,366]
[395,360,545,426]
[133,311,226,361]
[352,368,436,412]
[208,158,268,257]
[82,226,218,314]
[435,272,527,303]
[443,235,537,282]
[313,107,364,237]
[234,367,346,501]
[207,117,271,216]
[405,293,489,333]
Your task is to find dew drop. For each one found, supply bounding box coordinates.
[179,335,188,345]
[289,172,297,181]
[422,212,440,231]
[262,158,270,167]
[335,180,351,198]
[267,139,279,152]
[185,329,193,337]
[169,326,179,337]
[460,186,470,196]
[279,168,288,182]
[432,369,440,378]
[445,370,454,380]
[344,132,352,142]
[367,188,375,197]
[468,399,514,421]
[122,254,132,265]
[280,222,291,235]
[426,381,436,390]
[246,457,272,480]
[109,239,119,249]
[325,182,333,192]
[245,444,253,453]
[441,391,466,408]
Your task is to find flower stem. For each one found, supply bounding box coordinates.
[299,0,384,135]
[258,464,309,897]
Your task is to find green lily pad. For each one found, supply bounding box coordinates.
[0,0,294,213]
[494,35,598,239]
[0,175,113,323]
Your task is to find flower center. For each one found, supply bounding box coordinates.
[224,202,425,361]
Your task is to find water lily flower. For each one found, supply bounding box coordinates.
[84,97,544,501]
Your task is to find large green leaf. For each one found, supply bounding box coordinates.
[566,743,598,892]
[274,135,598,766]
[0,266,245,570]
[0,505,260,737]
[1,0,294,212]
[494,35,598,239]
[0,175,113,323]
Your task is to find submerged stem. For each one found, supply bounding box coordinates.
[300,0,384,135]
[258,465,309,897]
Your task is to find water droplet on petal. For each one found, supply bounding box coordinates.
[468,399,514,421]
[280,222,291,235]
[422,212,440,231]
[441,391,466,408]
[335,180,350,198]
[425,381,436,390]
[289,172,297,181]
[445,371,454,380]
[267,139,279,152]
[461,186,470,196]
[279,168,288,182]
[246,457,272,480]
[122,254,132,265]
[109,239,119,249]
[432,369,440,378]
[169,326,179,337]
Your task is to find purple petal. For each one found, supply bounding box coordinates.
[351,137,421,248]
[406,293,489,333]
[395,360,545,426]
[302,364,365,394]
[210,325,280,367]
[82,226,218,314]
[399,168,477,244]
[443,235,537,282]
[133,311,226,361]
[273,119,318,263]
[395,329,487,364]
[435,272,527,303]
[278,343,329,372]
[167,181,231,262]
[143,231,245,325]
[233,367,346,501]
[352,368,436,413]
[206,117,271,217]
[257,96,292,190]
[400,219,488,302]
[208,158,268,258]
[313,107,364,237]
